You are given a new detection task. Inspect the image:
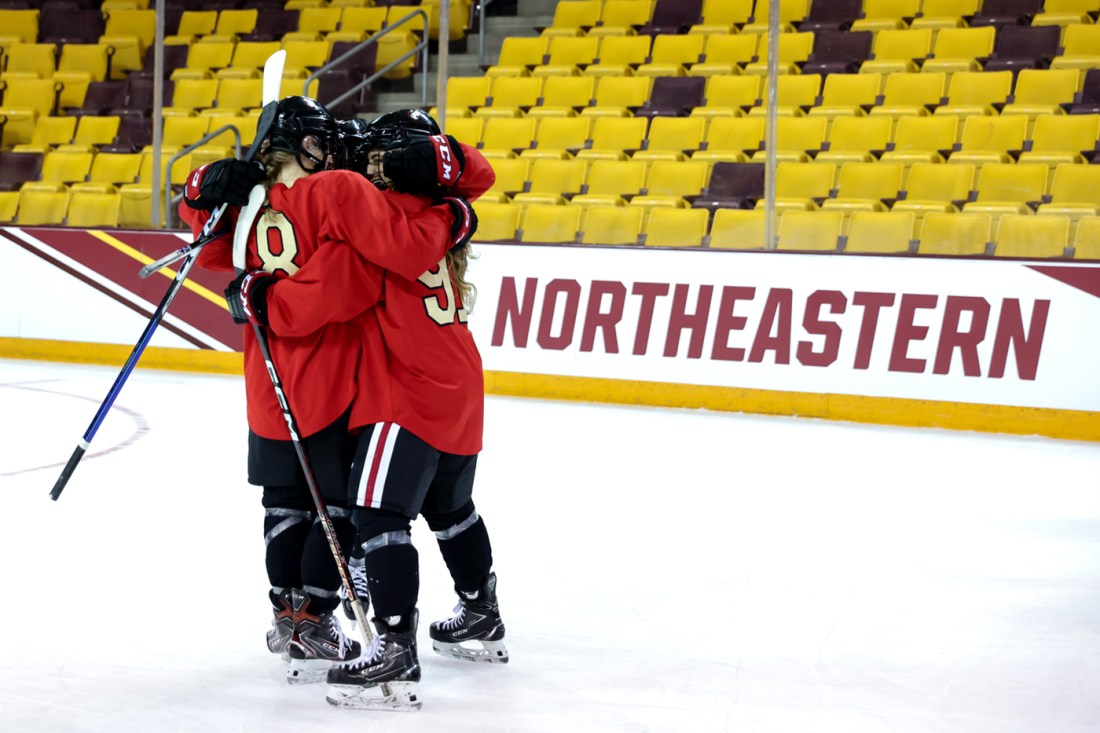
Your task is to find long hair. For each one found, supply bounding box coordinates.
[258,149,294,223]
[448,246,476,312]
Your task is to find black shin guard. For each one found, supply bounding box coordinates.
[355,509,420,620]
[425,502,493,593]
[300,504,355,615]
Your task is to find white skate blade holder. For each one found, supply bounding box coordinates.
[433,639,509,664]
[286,657,335,685]
[326,681,422,711]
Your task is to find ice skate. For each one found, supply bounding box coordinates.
[429,572,508,664]
[285,589,362,685]
[339,556,370,629]
[266,589,295,661]
[326,612,422,711]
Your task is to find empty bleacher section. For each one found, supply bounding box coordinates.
[0,0,1096,258]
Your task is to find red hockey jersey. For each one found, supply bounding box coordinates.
[180,169,454,439]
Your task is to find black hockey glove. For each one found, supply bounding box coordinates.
[184,158,265,210]
[438,195,478,251]
[383,134,466,194]
[225,270,277,327]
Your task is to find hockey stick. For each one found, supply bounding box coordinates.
[48,57,287,502]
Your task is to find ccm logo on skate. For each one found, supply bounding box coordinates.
[490,278,1050,380]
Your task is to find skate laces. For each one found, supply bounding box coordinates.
[340,561,369,601]
[438,601,467,631]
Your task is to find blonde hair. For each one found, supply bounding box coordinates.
[448,246,476,312]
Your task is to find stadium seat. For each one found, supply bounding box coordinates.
[169,78,218,113]
[163,115,210,148]
[4,43,58,79]
[692,162,765,212]
[751,117,828,163]
[992,214,1070,258]
[637,33,706,77]
[963,163,1048,218]
[844,211,917,254]
[577,116,648,160]
[642,0,709,35]
[821,162,904,213]
[585,35,651,77]
[633,160,709,208]
[768,161,837,212]
[816,116,893,165]
[581,75,652,117]
[528,75,597,118]
[1072,217,1100,259]
[970,0,1043,29]
[881,115,959,166]
[484,157,530,199]
[709,208,767,250]
[0,151,44,192]
[870,72,947,120]
[338,6,387,37]
[1032,0,1096,28]
[1037,164,1100,220]
[642,207,709,247]
[480,116,537,155]
[283,40,329,77]
[949,114,1029,166]
[808,73,883,120]
[689,34,758,77]
[893,162,976,216]
[27,115,76,149]
[16,181,69,225]
[212,8,258,39]
[87,152,141,186]
[776,210,844,251]
[691,75,761,118]
[295,6,341,36]
[1019,114,1100,167]
[66,184,121,228]
[1051,24,1100,71]
[571,159,647,207]
[487,37,549,77]
[534,36,599,77]
[524,116,591,158]
[742,0,811,34]
[580,205,644,245]
[635,76,706,119]
[519,203,582,244]
[917,212,992,255]
[512,158,587,205]
[860,29,933,75]
[541,0,602,37]
[935,70,1014,117]
[446,76,492,114]
[588,0,654,37]
[175,10,217,37]
[802,30,873,75]
[697,116,763,163]
[445,116,484,147]
[118,183,153,227]
[743,32,815,76]
[1001,69,1081,120]
[911,0,980,30]
[745,74,822,117]
[222,41,282,77]
[985,25,1060,73]
[921,26,997,75]
[478,76,543,118]
[851,0,920,32]
[633,117,706,162]
[473,202,521,241]
[801,0,863,33]
[40,148,93,183]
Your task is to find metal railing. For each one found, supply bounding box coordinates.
[477,0,499,68]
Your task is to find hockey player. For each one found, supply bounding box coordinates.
[322,110,509,711]
[179,97,476,685]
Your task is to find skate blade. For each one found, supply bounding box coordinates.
[286,658,335,685]
[432,639,509,664]
[326,681,421,711]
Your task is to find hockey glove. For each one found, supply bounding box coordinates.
[383,134,466,193]
[184,158,265,210]
[439,195,478,251]
[225,270,277,327]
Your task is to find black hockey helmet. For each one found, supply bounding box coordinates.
[363,109,441,149]
[263,96,339,170]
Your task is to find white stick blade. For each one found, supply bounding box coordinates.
[262,50,287,106]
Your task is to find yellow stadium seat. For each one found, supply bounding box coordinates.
[480,116,537,154]
[296,7,341,35]
[1037,164,1100,220]
[921,26,996,75]
[512,158,587,205]
[1001,69,1081,120]
[881,115,959,166]
[478,76,543,118]
[1020,114,1100,167]
[633,117,706,162]
[445,116,484,147]
[689,34,758,77]
[586,35,652,78]
[534,36,599,76]
[963,163,1048,218]
[0,9,40,46]
[163,116,210,148]
[103,9,156,49]
[893,162,976,216]
[909,0,979,30]
[745,74,822,117]
[0,192,19,223]
[581,75,652,117]
[935,70,1014,117]
[212,8,258,38]
[542,0,602,37]
[767,161,836,212]
[118,183,153,227]
[642,207,709,247]
[28,115,76,148]
[744,32,815,76]
[170,78,218,112]
[696,116,765,163]
[808,73,882,119]
[174,40,235,79]
[215,78,263,111]
[844,211,916,254]
[67,184,121,228]
[138,150,193,186]
[0,78,57,146]
[751,117,827,163]
[189,145,235,170]
[589,0,654,38]
[816,116,893,165]
[471,202,521,241]
[224,41,282,75]
[691,75,761,118]
[487,37,549,77]
[339,6,388,35]
[851,0,920,32]
[176,10,217,37]
[860,29,933,75]
[633,159,709,208]
[519,204,582,244]
[709,208,767,250]
[1032,0,1095,29]
[524,116,591,158]
[1071,216,1100,259]
[577,116,649,160]
[776,210,844,251]
[4,43,57,79]
[17,181,69,225]
[447,76,492,113]
[571,159,647,207]
[993,214,1070,258]
[743,0,810,34]
[1051,24,1100,71]
[419,0,472,42]
[206,115,257,148]
[870,72,946,120]
[485,157,530,198]
[283,40,329,77]
[528,75,597,118]
[636,33,706,77]
[821,162,904,213]
[693,0,753,33]
[88,152,142,186]
[917,212,992,255]
[40,149,93,183]
[580,205,644,245]
[949,114,1029,166]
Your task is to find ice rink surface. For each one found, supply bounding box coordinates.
[2,357,1098,733]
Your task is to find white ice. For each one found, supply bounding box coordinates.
[2,357,1099,733]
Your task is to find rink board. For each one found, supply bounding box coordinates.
[2,226,1098,441]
